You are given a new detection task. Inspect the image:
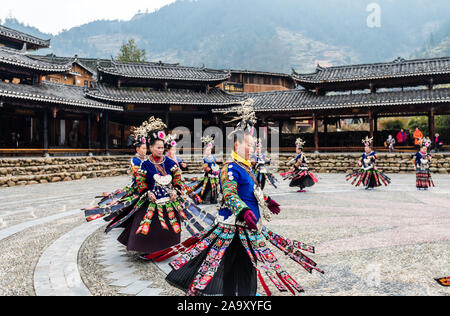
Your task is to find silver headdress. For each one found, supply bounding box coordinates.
[224,98,258,137]
[296,138,306,149]
[256,138,263,148]
[201,135,215,148]
[362,136,373,147]
[165,133,178,147]
[131,116,167,145]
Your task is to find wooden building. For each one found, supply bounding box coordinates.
[2,25,450,155]
[0,27,243,155]
[215,57,450,151]
[219,70,296,93]
[0,25,50,51]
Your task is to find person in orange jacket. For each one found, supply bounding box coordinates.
[413,128,424,147]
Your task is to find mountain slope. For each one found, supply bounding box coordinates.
[2,0,450,73]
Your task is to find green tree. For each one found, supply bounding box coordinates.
[407,116,428,134]
[117,39,146,63]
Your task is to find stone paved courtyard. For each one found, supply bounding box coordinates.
[0,173,449,296]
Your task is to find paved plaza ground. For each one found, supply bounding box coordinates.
[0,173,449,296]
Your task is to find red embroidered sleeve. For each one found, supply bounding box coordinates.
[170,165,185,194]
[203,163,211,173]
[135,169,148,194]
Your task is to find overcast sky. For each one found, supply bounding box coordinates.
[0,0,177,34]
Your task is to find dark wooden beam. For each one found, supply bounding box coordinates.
[104,112,109,155]
[313,113,319,152]
[87,114,92,154]
[368,110,374,141]
[43,109,49,157]
[429,108,435,138]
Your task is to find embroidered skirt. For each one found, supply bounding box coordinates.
[346,169,391,188]
[416,169,434,188]
[285,168,318,189]
[84,192,216,254]
[187,175,219,204]
[149,223,323,296]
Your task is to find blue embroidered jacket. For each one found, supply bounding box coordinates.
[414,152,431,168]
[203,155,217,173]
[130,156,144,185]
[295,153,307,165]
[361,151,377,168]
[136,157,183,199]
[218,162,261,223]
[251,153,267,163]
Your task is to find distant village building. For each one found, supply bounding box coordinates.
[0,24,449,155]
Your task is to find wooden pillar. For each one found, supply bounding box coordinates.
[313,113,319,153]
[120,123,125,149]
[429,108,435,139]
[164,112,169,128]
[374,115,378,134]
[87,114,92,155]
[323,117,328,147]
[104,112,109,155]
[43,110,49,157]
[368,110,374,142]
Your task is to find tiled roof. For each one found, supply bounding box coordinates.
[86,83,244,106]
[213,87,450,113]
[98,60,231,82]
[292,56,450,84]
[0,25,50,49]
[0,80,122,111]
[0,47,72,72]
[30,54,112,74]
[230,69,292,78]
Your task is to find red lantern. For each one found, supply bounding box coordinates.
[52,107,58,118]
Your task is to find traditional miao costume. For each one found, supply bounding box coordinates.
[282,138,318,192]
[187,136,220,205]
[151,99,323,296]
[413,150,434,190]
[250,150,278,190]
[346,137,391,189]
[166,134,188,172]
[84,117,214,255]
[83,138,147,223]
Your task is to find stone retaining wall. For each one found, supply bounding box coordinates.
[1,153,449,187]
[275,153,450,175]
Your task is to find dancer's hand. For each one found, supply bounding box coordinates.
[211,170,220,176]
[147,192,157,202]
[170,190,178,202]
[242,209,258,230]
[265,197,281,215]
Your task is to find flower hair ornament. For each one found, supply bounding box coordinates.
[362,136,374,147]
[224,98,258,138]
[165,133,178,148]
[296,138,306,149]
[201,134,215,149]
[256,138,263,148]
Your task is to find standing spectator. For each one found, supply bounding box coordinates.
[434,133,443,152]
[423,136,432,149]
[396,129,408,145]
[386,135,396,153]
[413,128,424,148]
